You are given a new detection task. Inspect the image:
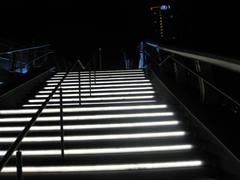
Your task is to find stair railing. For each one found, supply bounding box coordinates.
[0,60,81,178]
[0,44,51,73]
[144,41,240,178]
[145,41,240,108]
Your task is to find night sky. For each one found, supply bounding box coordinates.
[0,0,240,60]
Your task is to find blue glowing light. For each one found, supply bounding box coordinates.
[138,42,145,69]
[160,5,171,11]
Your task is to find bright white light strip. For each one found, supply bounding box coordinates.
[51,74,145,80]
[44,83,152,89]
[0,144,192,156]
[23,100,157,107]
[35,91,155,98]
[0,131,186,142]
[0,105,167,115]
[57,70,143,74]
[47,77,146,83]
[39,87,153,94]
[47,80,150,86]
[0,112,174,122]
[63,73,145,79]
[29,95,155,103]
[0,121,179,132]
[2,160,203,173]
[54,72,144,77]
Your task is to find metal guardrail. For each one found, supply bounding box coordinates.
[0,61,79,174]
[0,44,50,55]
[146,41,240,178]
[145,42,240,107]
[146,42,240,73]
[0,44,52,73]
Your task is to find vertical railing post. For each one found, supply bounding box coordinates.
[89,70,92,96]
[59,87,64,159]
[195,60,206,104]
[79,71,81,105]
[99,48,102,70]
[94,56,97,84]
[16,150,23,180]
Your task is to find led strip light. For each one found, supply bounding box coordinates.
[0,112,174,122]
[28,95,155,103]
[0,105,168,115]
[0,144,193,156]
[54,72,144,77]
[35,91,155,98]
[38,87,154,94]
[51,74,146,80]
[47,76,146,83]
[44,83,152,89]
[0,121,179,132]
[1,160,203,173]
[0,131,186,142]
[57,69,143,74]
[23,100,157,107]
[47,79,150,86]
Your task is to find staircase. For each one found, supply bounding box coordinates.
[0,69,234,179]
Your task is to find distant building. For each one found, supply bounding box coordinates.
[150,1,176,40]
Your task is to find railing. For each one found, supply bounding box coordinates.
[144,41,240,178]
[0,44,52,73]
[0,60,81,177]
[0,52,98,178]
[145,42,240,108]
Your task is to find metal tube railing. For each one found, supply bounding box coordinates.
[146,42,240,73]
[0,44,50,55]
[171,57,240,107]
[0,61,79,172]
[145,42,240,108]
[59,87,65,159]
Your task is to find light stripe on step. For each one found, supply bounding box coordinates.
[54,72,144,77]
[44,83,152,89]
[47,76,146,82]
[0,112,174,122]
[0,121,179,132]
[51,74,146,80]
[28,95,155,103]
[1,160,203,173]
[47,79,150,86]
[0,131,186,142]
[38,87,154,94]
[35,91,155,98]
[0,144,193,156]
[57,70,143,74]
[23,100,157,107]
[0,105,167,115]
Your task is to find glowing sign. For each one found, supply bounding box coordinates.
[160,5,171,11]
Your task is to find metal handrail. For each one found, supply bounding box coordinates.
[146,42,240,73]
[171,57,240,107]
[0,44,50,55]
[13,51,54,71]
[146,42,240,107]
[0,61,79,172]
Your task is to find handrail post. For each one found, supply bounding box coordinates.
[59,86,64,159]
[195,60,206,104]
[89,70,92,96]
[94,56,97,84]
[16,150,23,180]
[99,48,102,70]
[79,71,81,106]
[0,61,78,172]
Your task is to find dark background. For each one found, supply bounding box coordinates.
[0,0,240,60]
